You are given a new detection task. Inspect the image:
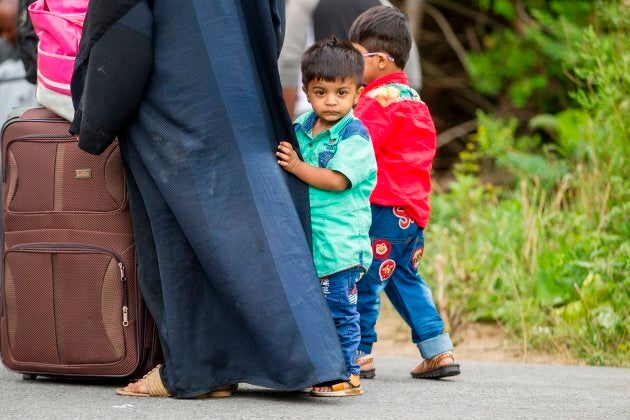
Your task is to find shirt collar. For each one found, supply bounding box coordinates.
[297,109,355,140]
[361,72,409,95]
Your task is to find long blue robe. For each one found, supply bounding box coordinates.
[71,0,346,397]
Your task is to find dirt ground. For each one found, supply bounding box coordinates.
[374,298,581,365]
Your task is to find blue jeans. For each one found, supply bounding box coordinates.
[320,267,363,377]
[357,205,453,359]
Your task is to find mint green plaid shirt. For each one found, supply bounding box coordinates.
[293,110,377,277]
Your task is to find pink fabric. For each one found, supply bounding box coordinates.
[29,0,88,95]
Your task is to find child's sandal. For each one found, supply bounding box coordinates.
[310,374,363,397]
[410,351,460,379]
[356,353,375,379]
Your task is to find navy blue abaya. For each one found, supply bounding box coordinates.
[71,0,346,397]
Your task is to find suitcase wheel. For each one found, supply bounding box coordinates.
[22,374,38,380]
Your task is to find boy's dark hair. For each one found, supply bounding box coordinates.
[301,36,363,86]
[348,5,411,68]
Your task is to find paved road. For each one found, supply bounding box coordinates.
[0,356,628,419]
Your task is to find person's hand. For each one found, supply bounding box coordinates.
[276,141,302,173]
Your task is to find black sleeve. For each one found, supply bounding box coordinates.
[70,1,152,155]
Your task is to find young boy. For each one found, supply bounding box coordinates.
[276,37,377,396]
[349,5,461,379]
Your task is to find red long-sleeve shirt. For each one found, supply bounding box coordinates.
[354,72,436,228]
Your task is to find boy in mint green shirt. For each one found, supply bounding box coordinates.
[276,37,376,397]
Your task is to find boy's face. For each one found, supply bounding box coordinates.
[352,43,393,85]
[303,77,363,126]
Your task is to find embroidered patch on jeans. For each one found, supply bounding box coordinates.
[348,285,358,304]
[319,277,330,295]
[393,206,415,229]
[372,239,392,259]
[379,259,396,281]
[412,247,424,269]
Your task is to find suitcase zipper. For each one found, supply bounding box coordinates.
[1,113,68,138]
[118,262,129,327]
[8,134,75,140]
[7,243,130,327]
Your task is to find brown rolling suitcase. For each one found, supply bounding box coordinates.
[0,107,161,380]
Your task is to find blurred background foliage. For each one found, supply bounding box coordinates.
[393,0,629,366]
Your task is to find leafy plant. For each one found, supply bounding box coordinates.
[426,1,629,366]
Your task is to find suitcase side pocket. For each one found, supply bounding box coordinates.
[2,244,130,368]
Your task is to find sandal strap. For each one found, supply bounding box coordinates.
[348,374,361,388]
[425,352,455,371]
[144,365,171,397]
[328,375,361,392]
[356,354,373,366]
[330,382,347,392]
[140,365,159,380]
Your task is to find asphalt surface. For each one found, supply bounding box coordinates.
[0,356,628,419]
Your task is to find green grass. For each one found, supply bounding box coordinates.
[423,169,628,366]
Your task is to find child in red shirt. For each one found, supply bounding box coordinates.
[349,5,460,379]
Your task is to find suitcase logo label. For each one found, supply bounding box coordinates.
[75,168,92,179]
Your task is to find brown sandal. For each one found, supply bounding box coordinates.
[203,384,237,398]
[310,374,363,397]
[410,351,460,379]
[116,365,171,397]
[116,365,236,398]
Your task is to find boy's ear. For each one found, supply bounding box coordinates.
[302,85,310,103]
[376,54,389,69]
[355,85,364,104]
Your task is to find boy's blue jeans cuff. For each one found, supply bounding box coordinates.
[358,333,453,358]
[417,333,453,359]
[357,343,373,355]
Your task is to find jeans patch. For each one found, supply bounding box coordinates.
[378,259,396,281]
[320,277,330,295]
[412,247,424,269]
[348,284,358,304]
[372,239,392,260]
[392,206,414,229]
